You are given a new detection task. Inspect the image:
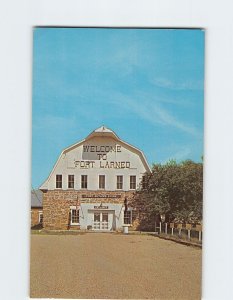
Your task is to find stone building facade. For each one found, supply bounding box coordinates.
[40,126,151,231]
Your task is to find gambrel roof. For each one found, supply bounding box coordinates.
[40,126,151,190]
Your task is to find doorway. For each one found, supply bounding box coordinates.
[93,212,109,230]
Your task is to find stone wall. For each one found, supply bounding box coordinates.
[31,208,42,227]
[42,190,135,230]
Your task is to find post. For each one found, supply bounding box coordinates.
[123,225,128,234]
[179,228,181,237]
[159,222,162,234]
[165,223,167,235]
[196,224,202,242]
[155,221,156,233]
[177,224,182,237]
[170,223,174,236]
[186,224,192,240]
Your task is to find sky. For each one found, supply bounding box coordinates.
[32,28,204,188]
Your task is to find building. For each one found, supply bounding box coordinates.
[40,126,151,231]
[31,189,43,228]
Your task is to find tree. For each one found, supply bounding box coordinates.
[130,159,203,229]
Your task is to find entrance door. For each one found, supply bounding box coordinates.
[93,212,101,229]
[101,213,108,230]
[93,212,109,230]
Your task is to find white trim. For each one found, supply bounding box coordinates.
[70,206,80,210]
[123,209,132,226]
[129,175,137,190]
[39,127,151,190]
[98,174,105,189]
[70,208,80,225]
[116,175,123,190]
[123,207,133,211]
[67,174,75,189]
[81,174,88,189]
[38,211,43,224]
[55,174,63,189]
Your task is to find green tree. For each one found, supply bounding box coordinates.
[131,159,203,229]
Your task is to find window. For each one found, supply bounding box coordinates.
[71,209,79,225]
[130,175,136,189]
[39,212,43,224]
[116,175,123,189]
[68,175,74,188]
[141,175,146,189]
[81,175,87,189]
[99,175,105,189]
[124,210,132,225]
[56,175,62,188]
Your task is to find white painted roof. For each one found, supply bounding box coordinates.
[40,126,151,190]
[95,125,113,133]
[86,125,120,140]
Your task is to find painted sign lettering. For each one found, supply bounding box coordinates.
[74,160,95,168]
[83,145,121,153]
[73,144,132,169]
[74,160,131,169]
[82,194,121,199]
[93,205,109,209]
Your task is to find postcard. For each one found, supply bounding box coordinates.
[30,27,204,299]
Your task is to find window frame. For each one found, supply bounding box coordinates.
[38,211,43,224]
[123,210,132,225]
[81,175,88,189]
[70,208,80,225]
[68,175,74,189]
[116,175,123,190]
[99,175,105,189]
[56,174,62,189]
[130,175,136,190]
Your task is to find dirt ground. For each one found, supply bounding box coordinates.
[30,233,201,299]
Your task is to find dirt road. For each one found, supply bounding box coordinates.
[30,233,201,299]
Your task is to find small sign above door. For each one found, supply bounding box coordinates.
[94,205,109,209]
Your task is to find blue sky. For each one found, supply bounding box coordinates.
[32,28,204,188]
